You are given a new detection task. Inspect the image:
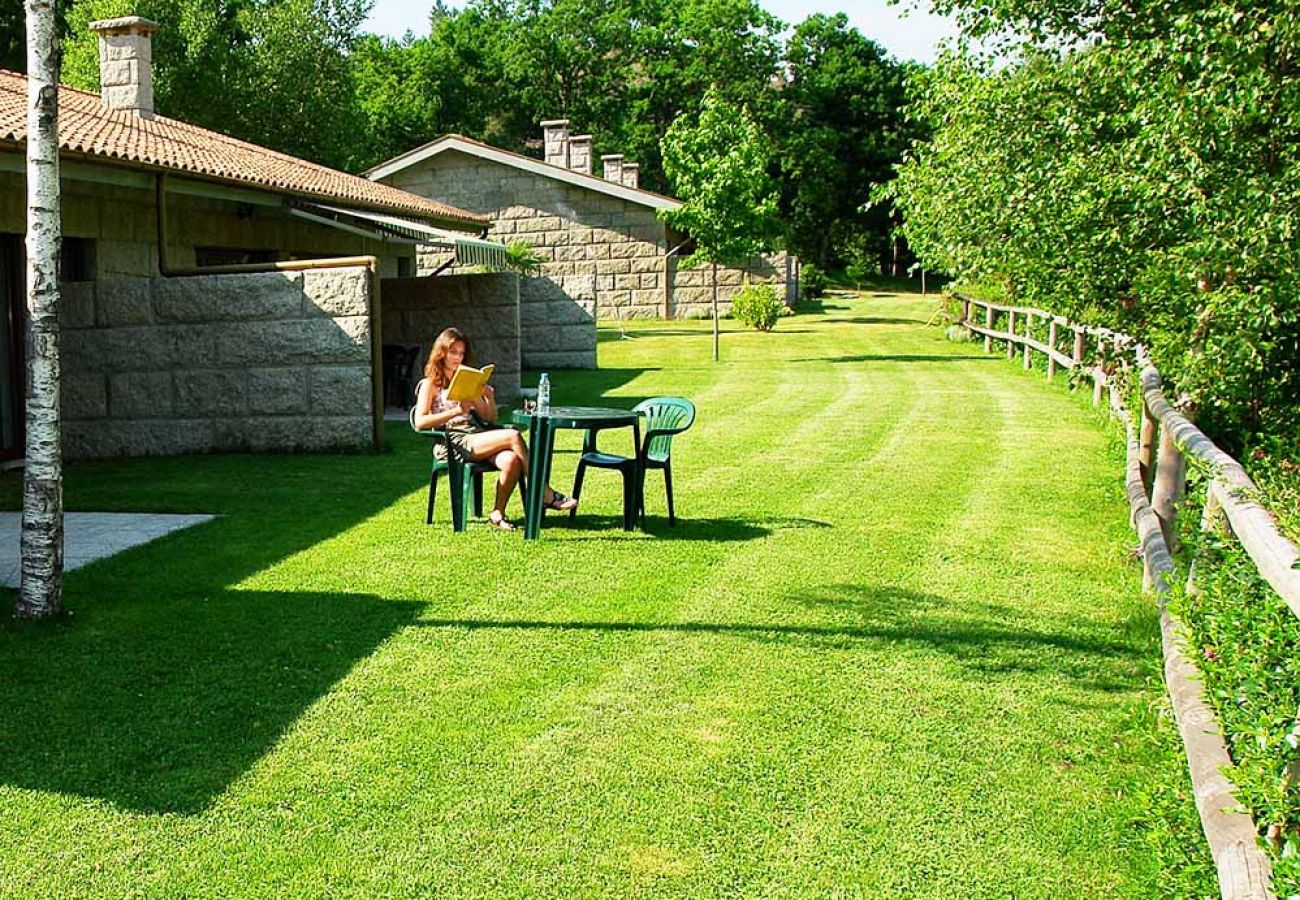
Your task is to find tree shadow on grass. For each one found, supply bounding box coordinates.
[790,583,1144,691]
[817,316,926,326]
[410,582,1142,693]
[537,514,828,542]
[0,588,421,815]
[0,439,436,815]
[793,353,997,364]
[523,366,659,405]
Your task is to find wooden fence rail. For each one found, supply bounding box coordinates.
[956,293,1284,900]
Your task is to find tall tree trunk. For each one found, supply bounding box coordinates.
[17,0,63,619]
[711,261,719,363]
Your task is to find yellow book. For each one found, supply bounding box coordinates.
[446,363,495,403]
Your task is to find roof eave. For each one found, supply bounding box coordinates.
[0,142,488,231]
[366,135,684,212]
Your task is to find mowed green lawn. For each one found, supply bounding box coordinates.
[0,292,1207,897]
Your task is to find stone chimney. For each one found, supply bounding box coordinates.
[541,119,570,168]
[567,135,593,175]
[601,154,623,184]
[620,162,640,189]
[89,16,159,118]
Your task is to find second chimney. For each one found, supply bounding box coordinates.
[567,135,593,175]
[90,16,159,118]
[601,154,623,184]
[542,119,570,168]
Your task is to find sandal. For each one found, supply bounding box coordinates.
[544,491,578,511]
[487,511,517,531]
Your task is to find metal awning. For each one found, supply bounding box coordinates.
[286,201,510,270]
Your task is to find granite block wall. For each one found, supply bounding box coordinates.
[380,273,521,403]
[59,266,375,458]
[666,250,797,319]
[382,151,800,331]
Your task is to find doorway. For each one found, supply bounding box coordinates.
[0,234,25,460]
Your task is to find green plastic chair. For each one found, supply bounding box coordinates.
[571,397,696,526]
[409,379,492,532]
[408,405,483,532]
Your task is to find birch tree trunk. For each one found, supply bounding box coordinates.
[17,0,63,619]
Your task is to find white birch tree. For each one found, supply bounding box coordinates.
[17,0,63,618]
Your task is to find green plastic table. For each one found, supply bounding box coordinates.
[511,406,642,539]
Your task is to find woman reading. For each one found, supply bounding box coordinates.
[413,327,577,530]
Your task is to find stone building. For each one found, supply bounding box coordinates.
[365,122,799,370]
[0,16,514,461]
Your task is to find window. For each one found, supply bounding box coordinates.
[397,256,413,278]
[59,237,95,282]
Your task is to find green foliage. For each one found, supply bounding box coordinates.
[503,241,544,277]
[0,0,72,72]
[344,2,912,262]
[844,252,873,291]
[768,14,918,268]
[800,263,828,299]
[60,0,369,170]
[729,283,782,331]
[1171,480,1300,896]
[886,2,1300,456]
[346,0,783,185]
[890,6,1300,881]
[659,89,779,269]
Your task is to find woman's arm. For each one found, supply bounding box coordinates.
[412,380,467,431]
[474,384,499,425]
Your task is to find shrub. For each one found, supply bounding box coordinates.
[504,241,544,276]
[845,259,872,290]
[730,284,782,331]
[801,263,827,299]
[1171,470,1300,895]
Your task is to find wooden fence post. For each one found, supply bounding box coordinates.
[1006,309,1016,360]
[1023,313,1033,370]
[961,296,971,325]
[984,303,993,353]
[1047,319,1058,381]
[1153,423,1187,553]
[1139,403,1157,491]
[1071,329,1085,389]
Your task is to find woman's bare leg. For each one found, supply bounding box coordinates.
[492,449,523,516]
[466,429,573,507]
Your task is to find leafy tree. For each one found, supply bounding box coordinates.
[60,0,370,170]
[769,14,915,268]
[887,1,1300,451]
[347,0,782,186]
[660,89,779,360]
[0,0,69,72]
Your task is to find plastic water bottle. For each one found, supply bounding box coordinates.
[537,373,551,415]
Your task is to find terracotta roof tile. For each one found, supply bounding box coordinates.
[0,69,486,229]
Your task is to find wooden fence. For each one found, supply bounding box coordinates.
[958,293,1289,900]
